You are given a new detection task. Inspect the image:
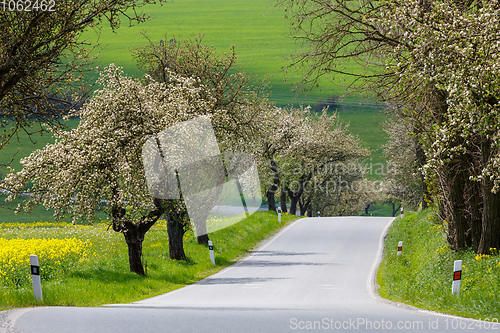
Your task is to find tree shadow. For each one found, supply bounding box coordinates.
[194,277,288,285]
[68,267,146,283]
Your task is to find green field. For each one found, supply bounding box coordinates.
[0,119,80,177]
[84,0,365,105]
[82,0,388,163]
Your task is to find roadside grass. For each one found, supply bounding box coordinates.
[377,209,500,319]
[0,211,297,310]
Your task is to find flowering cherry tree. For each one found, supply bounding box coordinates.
[132,34,272,245]
[375,0,500,253]
[257,106,369,216]
[3,64,263,274]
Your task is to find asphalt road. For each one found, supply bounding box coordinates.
[1,217,495,332]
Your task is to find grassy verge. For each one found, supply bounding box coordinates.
[377,209,500,319]
[0,211,297,310]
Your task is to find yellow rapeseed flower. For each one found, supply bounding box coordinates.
[0,238,92,287]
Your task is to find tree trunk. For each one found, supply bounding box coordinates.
[167,217,187,260]
[468,179,483,252]
[442,161,469,251]
[267,190,276,212]
[478,181,500,254]
[461,152,482,251]
[267,158,280,212]
[299,197,310,216]
[280,187,287,213]
[123,229,146,276]
[365,204,371,215]
[111,197,165,275]
[391,201,401,217]
[164,200,188,260]
[197,234,209,246]
[290,197,298,215]
[286,175,311,216]
[448,165,469,250]
[478,141,500,254]
[194,216,209,245]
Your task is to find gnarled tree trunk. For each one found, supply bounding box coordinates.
[168,218,187,260]
[478,140,500,254]
[123,229,146,276]
[164,200,188,260]
[112,198,165,275]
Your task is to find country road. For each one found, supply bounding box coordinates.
[1,217,494,332]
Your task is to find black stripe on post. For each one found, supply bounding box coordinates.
[31,265,40,276]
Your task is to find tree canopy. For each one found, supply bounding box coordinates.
[278,0,500,253]
[0,0,158,150]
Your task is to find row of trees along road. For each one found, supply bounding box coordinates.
[2,33,271,275]
[1,31,370,274]
[277,0,500,254]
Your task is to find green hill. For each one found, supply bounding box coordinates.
[84,0,367,105]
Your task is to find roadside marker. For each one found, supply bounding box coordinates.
[452,260,462,295]
[30,255,43,301]
[317,211,320,217]
[208,240,215,265]
[401,206,404,219]
[397,241,403,256]
[277,207,282,223]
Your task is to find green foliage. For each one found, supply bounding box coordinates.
[0,0,156,149]
[378,209,500,319]
[0,211,297,309]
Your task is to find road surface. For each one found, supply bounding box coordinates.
[1,217,494,332]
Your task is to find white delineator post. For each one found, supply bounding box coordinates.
[277,207,282,223]
[317,211,320,217]
[208,240,215,265]
[30,255,43,301]
[401,206,404,219]
[452,260,462,295]
[397,241,403,256]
